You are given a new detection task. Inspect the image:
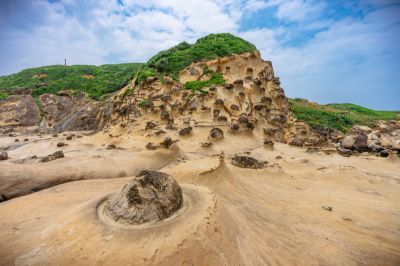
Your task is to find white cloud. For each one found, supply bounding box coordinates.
[276,0,325,22]
[0,0,399,109]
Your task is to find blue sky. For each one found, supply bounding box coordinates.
[0,0,399,110]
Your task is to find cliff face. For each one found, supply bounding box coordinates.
[177,51,291,142]
[0,52,323,146]
[0,94,40,128]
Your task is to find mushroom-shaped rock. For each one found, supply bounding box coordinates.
[160,137,175,149]
[0,151,8,161]
[230,104,239,111]
[145,121,157,130]
[231,155,265,169]
[179,126,193,136]
[209,128,224,140]
[214,99,224,105]
[217,115,228,122]
[103,171,183,225]
[229,123,240,132]
[237,115,249,124]
[224,84,234,90]
[160,110,170,121]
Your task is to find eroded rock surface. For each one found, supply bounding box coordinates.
[0,95,40,127]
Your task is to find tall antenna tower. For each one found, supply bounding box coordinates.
[64,58,67,67]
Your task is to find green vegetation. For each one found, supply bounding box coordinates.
[138,99,151,108]
[0,91,8,100]
[0,34,257,100]
[0,63,143,100]
[289,99,400,132]
[184,72,225,94]
[146,33,257,79]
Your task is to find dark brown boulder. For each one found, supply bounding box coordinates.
[209,128,224,140]
[0,151,8,161]
[231,155,265,169]
[230,104,239,111]
[160,110,170,121]
[40,150,64,163]
[342,131,368,151]
[57,142,66,147]
[145,121,157,130]
[217,115,228,122]
[160,137,175,149]
[179,127,193,136]
[229,123,240,132]
[103,170,183,224]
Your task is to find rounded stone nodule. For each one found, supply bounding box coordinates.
[103,171,183,225]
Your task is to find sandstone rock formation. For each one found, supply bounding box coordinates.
[103,170,183,224]
[0,95,40,128]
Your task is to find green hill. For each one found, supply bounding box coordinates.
[289,99,400,132]
[1,33,398,133]
[0,33,257,100]
[144,33,257,80]
[0,63,143,100]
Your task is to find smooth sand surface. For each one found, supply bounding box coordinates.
[0,122,399,265]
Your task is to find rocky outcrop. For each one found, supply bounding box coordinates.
[340,121,400,155]
[103,170,183,225]
[342,130,368,151]
[0,95,40,127]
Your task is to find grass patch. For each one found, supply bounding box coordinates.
[147,33,257,79]
[0,63,143,100]
[184,72,225,94]
[0,91,8,100]
[289,99,400,132]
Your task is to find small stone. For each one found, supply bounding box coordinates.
[145,121,157,130]
[107,144,117,150]
[57,142,66,147]
[23,139,29,142]
[52,134,59,137]
[40,150,64,163]
[0,152,8,161]
[201,142,213,148]
[337,147,352,157]
[160,137,175,149]
[231,155,265,169]
[379,149,389,157]
[66,135,73,140]
[306,147,320,153]
[145,143,158,150]
[322,206,333,212]
[275,156,282,160]
[15,139,19,142]
[264,140,274,147]
[155,130,166,135]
